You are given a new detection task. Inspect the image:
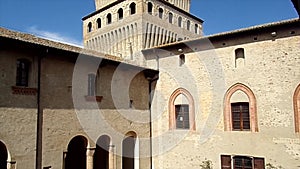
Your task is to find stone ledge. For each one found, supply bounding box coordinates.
[11,86,37,95]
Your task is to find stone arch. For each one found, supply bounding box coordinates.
[224,83,258,132]
[93,135,111,169]
[294,83,300,132]
[169,88,195,130]
[0,141,8,169]
[122,131,139,169]
[65,135,88,169]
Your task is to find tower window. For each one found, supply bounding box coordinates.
[16,59,30,87]
[159,8,164,19]
[88,22,92,32]
[88,73,96,96]
[97,18,101,29]
[147,2,153,14]
[168,12,173,24]
[129,3,136,15]
[107,13,112,24]
[187,20,190,31]
[118,8,123,20]
[195,24,198,34]
[178,17,182,27]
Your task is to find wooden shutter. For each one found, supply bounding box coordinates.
[221,155,232,169]
[254,157,265,169]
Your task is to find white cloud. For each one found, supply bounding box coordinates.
[27,26,83,47]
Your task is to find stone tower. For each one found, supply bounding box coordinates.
[83,0,203,63]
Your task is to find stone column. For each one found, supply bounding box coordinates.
[109,145,116,169]
[87,147,95,169]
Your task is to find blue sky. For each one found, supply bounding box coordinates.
[0,0,298,46]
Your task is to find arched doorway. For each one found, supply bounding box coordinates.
[0,141,8,169]
[93,135,110,169]
[122,132,138,169]
[65,136,88,169]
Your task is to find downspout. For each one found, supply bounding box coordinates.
[36,48,47,169]
[148,75,158,169]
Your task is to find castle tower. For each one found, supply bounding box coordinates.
[83,0,202,63]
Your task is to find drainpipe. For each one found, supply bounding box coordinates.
[147,74,159,169]
[36,48,47,169]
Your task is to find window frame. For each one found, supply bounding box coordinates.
[231,102,250,131]
[224,83,258,132]
[16,59,30,87]
[169,88,195,130]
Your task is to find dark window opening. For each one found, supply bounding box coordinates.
[107,13,112,24]
[88,73,96,96]
[65,136,87,169]
[130,3,136,15]
[233,156,253,169]
[148,2,153,14]
[97,18,101,28]
[88,22,92,32]
[168,12,173,24]
[187,20,190,31]
[235,48,245,59]
[16,59,30,87]
[231,102,250,131]
[118,8,123,20]
[175,104,189,129]
[93,135,110,169]
[179,54,185,66]
[159,8,164,19]
[195,24,198,34]
[0,141,7,169]
[178,17,182,27]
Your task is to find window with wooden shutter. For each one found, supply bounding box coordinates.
[221,155,232,169]
[175,105,189,129]
[254,158,265,169]
[233,156,252,169]
[231,102,250,131]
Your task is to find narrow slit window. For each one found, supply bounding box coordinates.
[159,8,164,19]
[88,73,96,96]
[147,2,153,14]
[97,18,101,29]
[187,20,190,31]
[16,59,30,87]
[168,12,173,24]
[178,17,182,27]
[107,13,112,24]
[88,22,92,32]
[179,54,185,66]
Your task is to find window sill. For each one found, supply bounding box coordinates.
[85,95,103,102]
[11,86,37,95]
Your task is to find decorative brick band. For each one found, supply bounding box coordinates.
[11,86,37,95]
[223,83,258,132]
[85,95,103,102]
[294,84,300,133]
[168,88,195,130]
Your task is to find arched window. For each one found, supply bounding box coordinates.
[168,12,173,24]
[187,20,190,31]
[195,24,198,34]
[178,16,182,27]
[0,141,8,169]
[235,48,245,68]
[16,59,30,87]
[118,8,123,20]
[294,84,300,132]
[158,8,164,19]
[88,22,92,32]
[65,136,88,169]
[129,3,136,15]
[97,18,101,28]
[169,88,195,130]
[147,2,153,14]
[94,135,111,169]
[107,13,112,24]
[122,132,138,169]
[224,83,258,132]
[179,54,185,66]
